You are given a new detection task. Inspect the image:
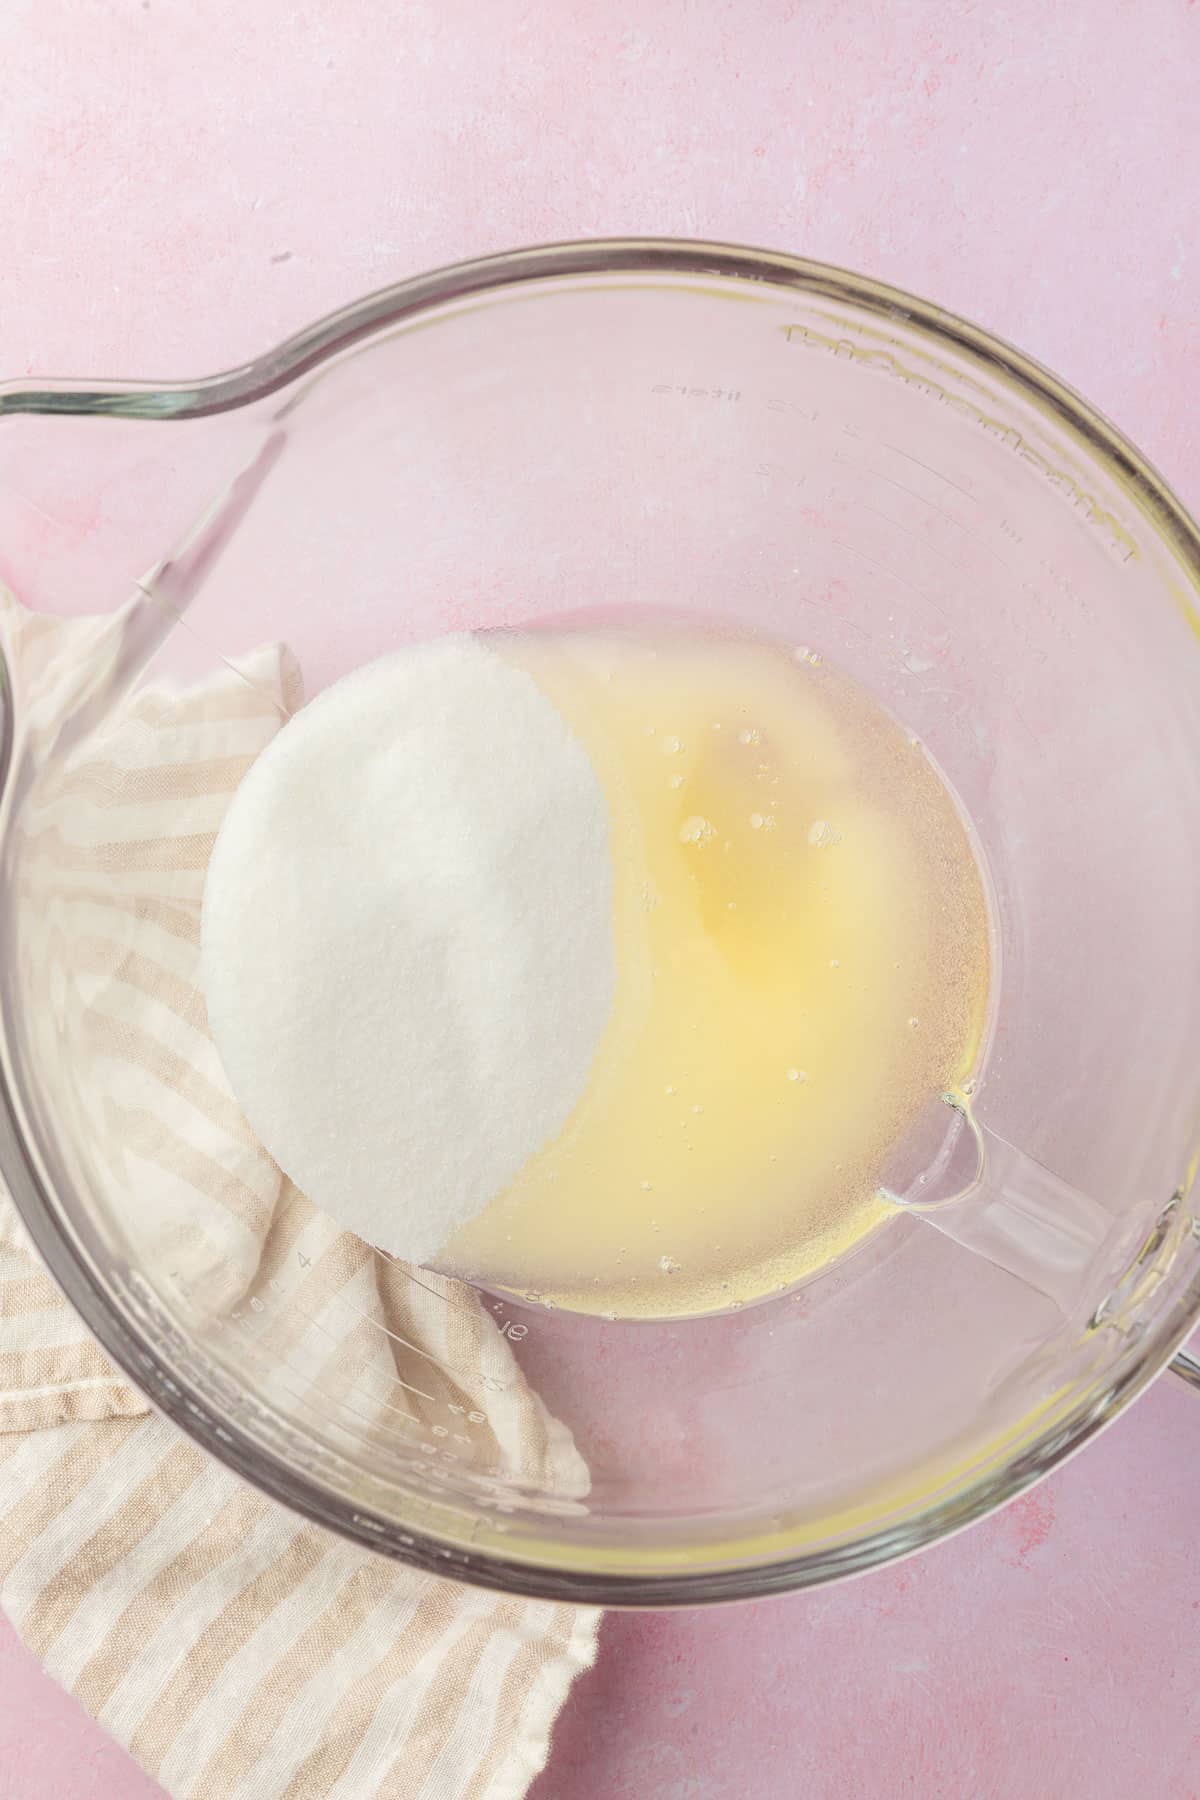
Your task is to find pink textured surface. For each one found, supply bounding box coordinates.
[1,2,1198,1796]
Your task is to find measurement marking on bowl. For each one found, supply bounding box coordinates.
[227,1291,494,1426]
[859,464,978,539]
[324,1382,427,1428]
[271,1359,425,1428]
[251,1358,427,1441]
[881,440,976,500]
[830,537,947,613]
[359,1398,422,1427]
[392,1376,438,1404]
[374,1252,484,1316]
[857,499,968,572]
[383,1324,513,1388]
[337,1296,514,1391]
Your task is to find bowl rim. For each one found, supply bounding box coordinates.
[3,235,1200,1607]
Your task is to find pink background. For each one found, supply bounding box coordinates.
[2,1,1199,1795]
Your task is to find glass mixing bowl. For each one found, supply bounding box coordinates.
[1,240,1199,1605]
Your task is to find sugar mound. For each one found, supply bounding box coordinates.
[201,634,614,1265]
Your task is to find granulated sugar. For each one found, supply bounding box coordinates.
[201,634,615,1266]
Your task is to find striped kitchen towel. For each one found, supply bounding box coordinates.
[0,589,598,1799]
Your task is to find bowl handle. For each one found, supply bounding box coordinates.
[880,1092,1126,1314]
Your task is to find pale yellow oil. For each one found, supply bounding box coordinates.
[443,621,991,1320]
